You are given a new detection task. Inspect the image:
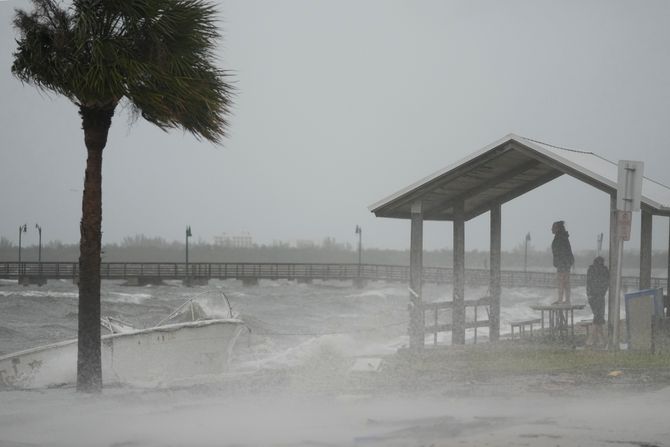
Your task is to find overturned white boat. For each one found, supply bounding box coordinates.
[0,291,245,389]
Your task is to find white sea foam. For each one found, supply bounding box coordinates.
[237,333,354,369]
[0,290,78,299]
[106,292,152,304]
[345,287,404,299]
[236,326,408,374]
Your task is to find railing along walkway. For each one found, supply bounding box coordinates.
[0,261,664,289]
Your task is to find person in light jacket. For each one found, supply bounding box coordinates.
[551,220,574,304]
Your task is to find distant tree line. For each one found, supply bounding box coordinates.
[1,234,667,273]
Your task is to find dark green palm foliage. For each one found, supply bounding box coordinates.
[12,0,232,143]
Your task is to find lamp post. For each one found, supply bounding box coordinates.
[355,225,362,279]
[18,224,27,276]
[185,226,192,283]
[35,223,42,267]
[523,232,531,273]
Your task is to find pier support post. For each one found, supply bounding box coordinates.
[667,219,670,317]
[18,276,47,286]
[127,277,166,286]
[489,204,502,342]
[242,277,259,287]
[639,209,652,290]
[452,200,466,345]
[353,278,368,288]
[184,277,208,286]
[409,201,424,351]
[608,194,620,348]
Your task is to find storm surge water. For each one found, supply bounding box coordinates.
[0,278,591,364]
[6,278,662,447]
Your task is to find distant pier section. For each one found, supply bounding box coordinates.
[0,261,661,289]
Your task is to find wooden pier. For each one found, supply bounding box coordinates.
[0,261,662,289]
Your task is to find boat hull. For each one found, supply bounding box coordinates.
[0,319,244,389]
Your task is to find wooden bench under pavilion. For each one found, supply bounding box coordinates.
[510,318,542,340]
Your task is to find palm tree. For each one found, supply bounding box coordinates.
[12,0,233,392]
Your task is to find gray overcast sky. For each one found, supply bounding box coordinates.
[2,0,670,252]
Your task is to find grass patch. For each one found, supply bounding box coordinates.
[389,342,670,382]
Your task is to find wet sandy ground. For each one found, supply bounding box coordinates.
[1,383,668,447]
[2,347,670,447]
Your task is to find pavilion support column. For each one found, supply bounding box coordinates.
[489,204,501,342]
[608,194,620,347]
[639,209,652,290]
[409,201,424,351]
[667,219,670,317]
[452,201,466,345]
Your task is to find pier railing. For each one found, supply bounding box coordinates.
[0,261,664,289]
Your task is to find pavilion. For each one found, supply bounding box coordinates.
[369,134,670,349]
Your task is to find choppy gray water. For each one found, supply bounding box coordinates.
[4,279,665,447]
[0,278,592,368]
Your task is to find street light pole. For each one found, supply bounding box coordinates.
[185,225,192,282]
[356,226,362,266]
[355,225,362,279]
[35,223,42,265]
[524,232,531,273]
[354,225,363,287]
[18,224,27,276]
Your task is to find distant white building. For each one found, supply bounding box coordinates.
[213,232,254,248]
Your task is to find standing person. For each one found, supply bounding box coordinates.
[551,220,574,304]
[586,256,609,347]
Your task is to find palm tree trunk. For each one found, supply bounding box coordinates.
[76,105,115,393]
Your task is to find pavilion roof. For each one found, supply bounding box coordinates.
[370,134,670,220]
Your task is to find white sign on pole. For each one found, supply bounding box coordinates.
[611,159,644,351]
[617,160,644,211]
[616,210,632,241]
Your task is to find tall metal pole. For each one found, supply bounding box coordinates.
[18,224,27,278]
[612,234,625,349]
[610,160,643,350]
[35,224,42,264]
[354,225,362,280]
[185,226,191,279]
[524,232,530,273]
[18,224,27,263]
[357,226,362,268]
[608,195,618,346]
[353,225,364,288]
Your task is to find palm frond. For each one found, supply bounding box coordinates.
[12,0,234,143]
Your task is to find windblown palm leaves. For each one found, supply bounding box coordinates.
[12,0,233,392]
[13,0,232,142]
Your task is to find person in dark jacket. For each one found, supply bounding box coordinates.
[587,256,609,346]
[551,220,574,304]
